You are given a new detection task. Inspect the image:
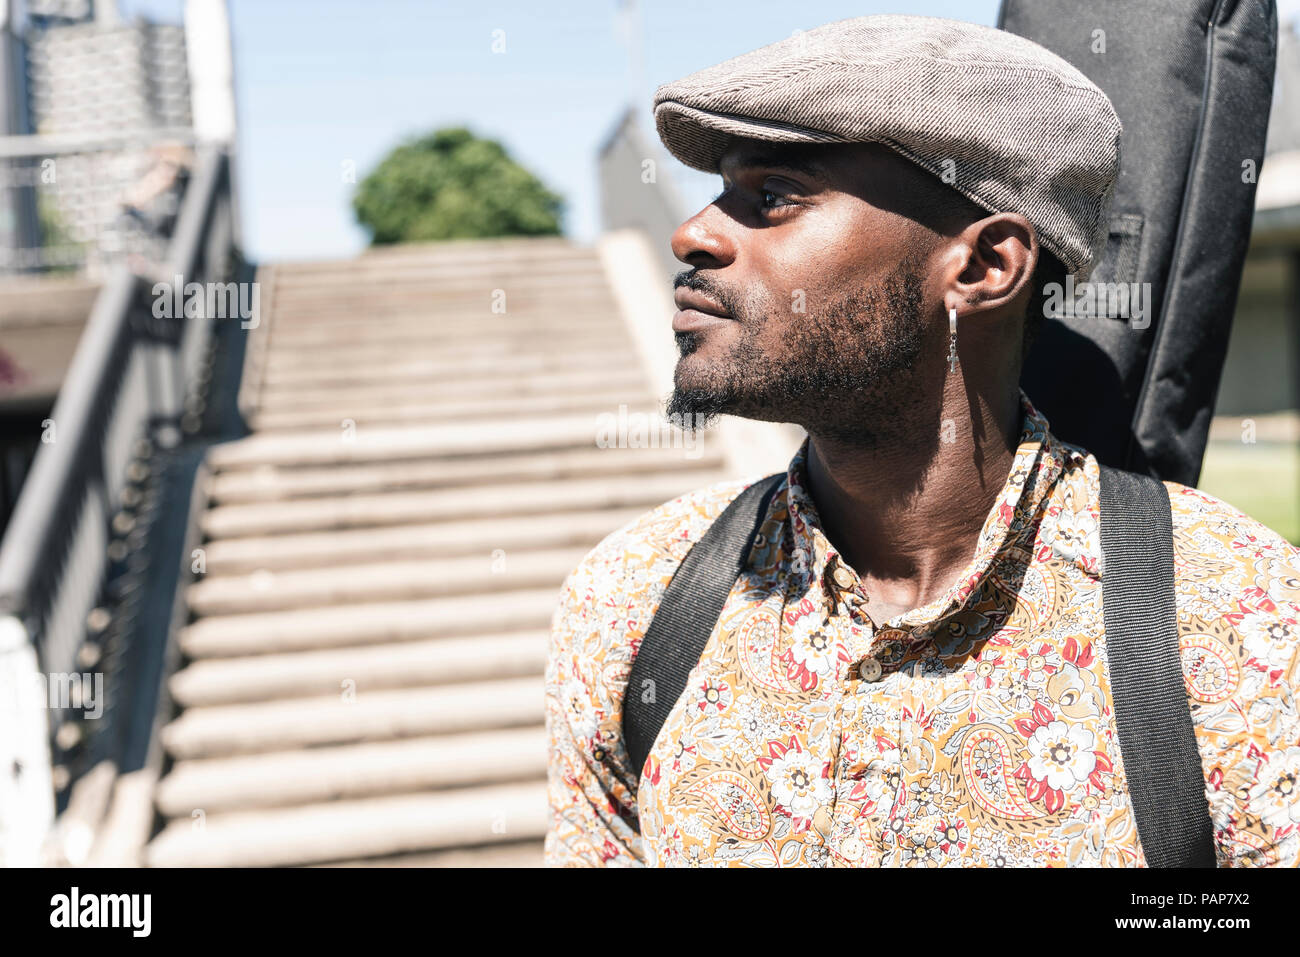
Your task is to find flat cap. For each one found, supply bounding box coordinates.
[654,15,1122,281]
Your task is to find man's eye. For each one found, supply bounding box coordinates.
[759,189,793,209]
[709,185,795,210]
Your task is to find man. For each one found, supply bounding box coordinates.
[545,15,1300,866]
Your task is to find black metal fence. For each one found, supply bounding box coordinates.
[0,144,235,861]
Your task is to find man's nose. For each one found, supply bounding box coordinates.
[670,203,736,269]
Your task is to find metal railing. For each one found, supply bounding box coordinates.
[0,142,234,865]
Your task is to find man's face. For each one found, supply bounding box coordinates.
[666,140,952,446]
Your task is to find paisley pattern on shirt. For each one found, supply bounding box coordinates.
[544,393,1300,867]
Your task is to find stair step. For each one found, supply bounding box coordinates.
[270,261,609,287]
[250,368,650,413]
[313,841,543,867]
[271,246,599,280]
[179,587,559,658]
[169,631,546,707]
[275,240,594,263]
[271,278,611,303]
[265,302,618,330]
[200,509,641,573]
[281,233,576,256]
[207,444,710,504]
[262,317,623,349]
[155,727,547,814]
[270,265,607,288]
[273,269,608,295]
[273,246,588,276]
[145,781,548,867]
[268,289,617,318]
[205,414,611,469]
[200,469,717,539]
[161,678,543,759]
[260,332,630,368]
[187,547,587,616]
[248,390,658,432]
[257,349,630,389]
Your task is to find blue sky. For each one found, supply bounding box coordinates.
[117,0,1298,263]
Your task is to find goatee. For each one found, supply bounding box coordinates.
[666,257,930,447]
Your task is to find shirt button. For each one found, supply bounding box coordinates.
[858,657,883,682]
[831,565,855,590]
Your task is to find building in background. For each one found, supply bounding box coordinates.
[3,0,193,275]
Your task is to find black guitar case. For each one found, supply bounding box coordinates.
[1004,0,1278,486]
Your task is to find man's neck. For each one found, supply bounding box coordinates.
[803,378,1022,625]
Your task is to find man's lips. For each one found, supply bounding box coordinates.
[672,289,733,333]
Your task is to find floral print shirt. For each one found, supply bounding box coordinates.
[544,393,1300,867]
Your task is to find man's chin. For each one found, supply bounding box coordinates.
[665,385,793,432]
[664,387,729,430]
[667,353,803,429]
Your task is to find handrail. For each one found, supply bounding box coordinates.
[0,269,137,619]
[167,145,225,279]
[0,145,229,624]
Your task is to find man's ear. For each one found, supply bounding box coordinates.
[940,213,1038,318]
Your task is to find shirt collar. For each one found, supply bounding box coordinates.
[780,390,1065,637]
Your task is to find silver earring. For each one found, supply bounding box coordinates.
[947,308,959,374]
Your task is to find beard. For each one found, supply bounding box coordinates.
[666,256,933,447]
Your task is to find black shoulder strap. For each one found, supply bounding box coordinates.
[622,473,784,781]
[621,464,1216,867]
[1098,464,1216,867]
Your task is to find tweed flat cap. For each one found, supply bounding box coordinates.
[654,15,1122,281]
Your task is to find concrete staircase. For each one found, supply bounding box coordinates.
[142,237,725,867]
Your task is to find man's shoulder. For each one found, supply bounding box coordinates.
[1160,483,1300,864]
[1162,479,1300,571]
[1161,479,1300,688]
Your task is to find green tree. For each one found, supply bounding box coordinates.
[352,127,563,243]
